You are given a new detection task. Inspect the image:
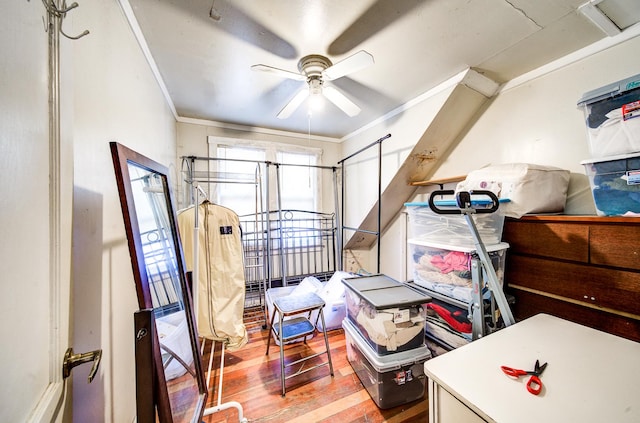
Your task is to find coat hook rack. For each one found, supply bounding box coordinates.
[37,0,89,40]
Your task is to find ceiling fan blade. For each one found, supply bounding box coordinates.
[322,50,374,81]
[277,87,309,119]
[251,64,306,81]
[323,86,361,117]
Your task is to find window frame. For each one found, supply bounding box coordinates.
[206,136,323,214]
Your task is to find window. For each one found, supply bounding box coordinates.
[204,137,335,282]
[277,150,318,212]
[208,138,322,215]
[214,145,266,216]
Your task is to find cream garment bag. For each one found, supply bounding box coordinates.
[178,201,248,350]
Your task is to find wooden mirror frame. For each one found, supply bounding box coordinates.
[110,142,207,422]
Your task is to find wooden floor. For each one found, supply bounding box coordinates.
[200,318,437,423]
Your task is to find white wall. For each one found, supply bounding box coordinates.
[342,33,640,281]
[431,34,640,214]
[340,85,455,276]
[439,36,640,179]
[71,1,177,422]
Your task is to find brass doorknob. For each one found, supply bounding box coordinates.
[62,348,102,383]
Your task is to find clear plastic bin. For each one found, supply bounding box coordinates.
[343,319,430,409]
[409,240,509,304]
[580,153,640,216]
[342,274,429,355]
[577,73,640,158]
[406,203,505,248]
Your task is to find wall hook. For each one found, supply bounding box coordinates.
[35,0,90,40]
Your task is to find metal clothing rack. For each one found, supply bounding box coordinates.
[200,339,248,422]
[337,133,391,274]
[182,173,248,423]
[181,155,341,291]
[182,156,269,327]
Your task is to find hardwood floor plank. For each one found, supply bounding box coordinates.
[286,391,372,423]
[201,321,430,422]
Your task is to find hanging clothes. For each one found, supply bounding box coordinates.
[178,201,248,351]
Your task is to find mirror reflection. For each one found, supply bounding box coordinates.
[130,168,194,341]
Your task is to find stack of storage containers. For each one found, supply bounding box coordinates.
[341,274,432,409]
[406,200,509,349]
[577,73,640,216]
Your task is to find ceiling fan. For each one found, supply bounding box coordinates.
[251,50,374,119]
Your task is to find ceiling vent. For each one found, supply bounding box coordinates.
[579,0,640,36]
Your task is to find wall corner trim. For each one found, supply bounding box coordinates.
[118,0,178,120]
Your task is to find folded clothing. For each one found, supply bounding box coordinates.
[425,315,471,349]
[426,300,471,333]
[350,303,426,354]
[430,251,470,274]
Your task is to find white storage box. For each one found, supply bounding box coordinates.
[577,73,640,158]
[455,163,570,218]
[312,270,352,331]
[343,319,430,409]
[580,153,640,216]
[410,240,509,304]
[342,274,429,355]
[314,297,345,331]
[406,201,505,248]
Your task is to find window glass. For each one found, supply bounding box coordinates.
[277,150,318,211]
[215,146,265,215]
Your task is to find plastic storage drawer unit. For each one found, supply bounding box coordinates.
[342,274,431,355]
[410,240,509,304]
[343,319,431,409]
[581,153,640,216]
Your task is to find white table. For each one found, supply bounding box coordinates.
[424,313,640,422]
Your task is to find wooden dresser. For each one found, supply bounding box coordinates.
[502,215,640,342]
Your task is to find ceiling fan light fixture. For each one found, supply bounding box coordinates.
[298,55,333,78]
[308,94,324,112]
[306,77,324,112]
[308,77,323,96]
[254,50,374,119]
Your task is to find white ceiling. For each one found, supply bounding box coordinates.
[128,0,640,139]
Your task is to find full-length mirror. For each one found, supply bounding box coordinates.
[110,142,207,423]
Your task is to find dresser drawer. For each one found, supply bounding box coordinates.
[506,255,640,317]
[590,224,640,270]
[503,220,588,262]
[509,290,640,342]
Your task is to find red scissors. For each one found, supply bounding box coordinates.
[501,359,548,395]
